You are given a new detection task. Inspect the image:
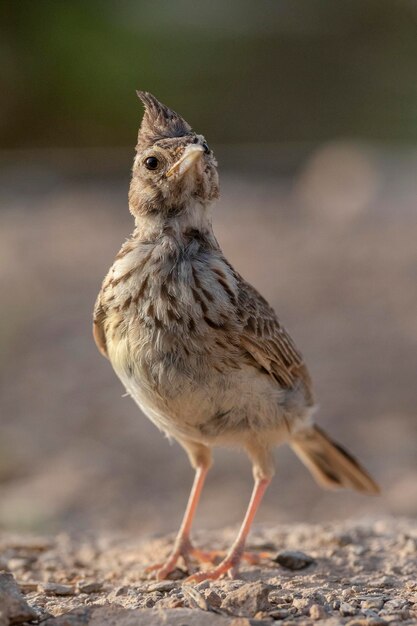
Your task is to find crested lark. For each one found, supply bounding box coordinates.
[93,92,379,582]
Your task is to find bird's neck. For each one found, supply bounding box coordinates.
[133,201,218,248]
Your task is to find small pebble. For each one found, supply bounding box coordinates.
[142,595,158,608]
[274,550,315,570]
[182,586,208,610]
[292,597,311,613]
[39,582,75,596]
[340,601,357,616]
[77,580,103,594]
[268,608,290,619]
[309,603,328,619]
[381,614,408,624]
[361,597,384,610]
[146,580,177,593]
[205,589,222,609]
[155,595,184,608]
[383,598,408,611]
[346,617,386,626]
[17,580,39,592]
[112,585,130,596]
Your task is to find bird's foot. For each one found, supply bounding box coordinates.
[146,539,272,581]
[145,538,202,580]
[184,556,239,583]
[184,548,272,583]
[190,548,271,566]
[147,556,184,581]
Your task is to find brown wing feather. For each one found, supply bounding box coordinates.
[236,276,313,402]
[93,296,108,358]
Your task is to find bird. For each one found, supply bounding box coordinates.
[93,91,379,582]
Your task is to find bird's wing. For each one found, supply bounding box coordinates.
[236,275,313,398]
[93,295,109,358]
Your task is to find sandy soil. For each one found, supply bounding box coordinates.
[1,517,416,625]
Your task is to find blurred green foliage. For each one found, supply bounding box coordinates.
[1,0,417,148]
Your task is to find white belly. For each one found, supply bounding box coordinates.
[109,334,309,446]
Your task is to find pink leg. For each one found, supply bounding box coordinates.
[185,476,271,583]
[148,463,209,580]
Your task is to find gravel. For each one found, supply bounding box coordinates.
[0,517,416,625]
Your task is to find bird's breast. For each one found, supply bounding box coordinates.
[101,235,244,437]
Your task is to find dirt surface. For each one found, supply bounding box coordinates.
[1,517,416,625]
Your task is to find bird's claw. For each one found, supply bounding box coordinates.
[145,551,188,580]
[183,549,273,582]
[146,542,272,580]
[184,558,238,583]
[145,538,201,580]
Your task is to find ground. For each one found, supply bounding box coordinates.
[1,517,416,625]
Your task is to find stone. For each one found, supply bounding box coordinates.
[205,589,222,609]
[110,585,130,597]
[309,603,328,619]
[221,581,272,617]
[381,615,408,624]
[273,550,315,570]
[0,572,37,625]
[146,580,177,593]
[361,597,384,610]
[346,617,386,626]
[43,606,240,625]
[340,601,357,616]
[15,580,39,593]
[383,598,408,611]
[39,582,75,596]
[292,597,312,613]
[156,595,185,609]
[182,585,209,610]
[267,608,290,619]
[77,580,103,594]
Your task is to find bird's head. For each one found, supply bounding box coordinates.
[129,92,219,220]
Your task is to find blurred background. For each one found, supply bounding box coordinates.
[0,0,416,537]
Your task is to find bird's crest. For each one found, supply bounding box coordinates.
[136,91,192,147]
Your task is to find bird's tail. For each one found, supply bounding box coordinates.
[290,425,380,494]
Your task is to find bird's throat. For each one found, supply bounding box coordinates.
[133,200,217,247]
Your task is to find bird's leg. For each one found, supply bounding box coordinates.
[147,442,212,580]
[185,440,274,583]
[185,476,271,582]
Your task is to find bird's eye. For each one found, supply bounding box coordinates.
[144,156,159,170]
[202,142,210,154]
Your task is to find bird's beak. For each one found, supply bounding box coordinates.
[166,144,205,178]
